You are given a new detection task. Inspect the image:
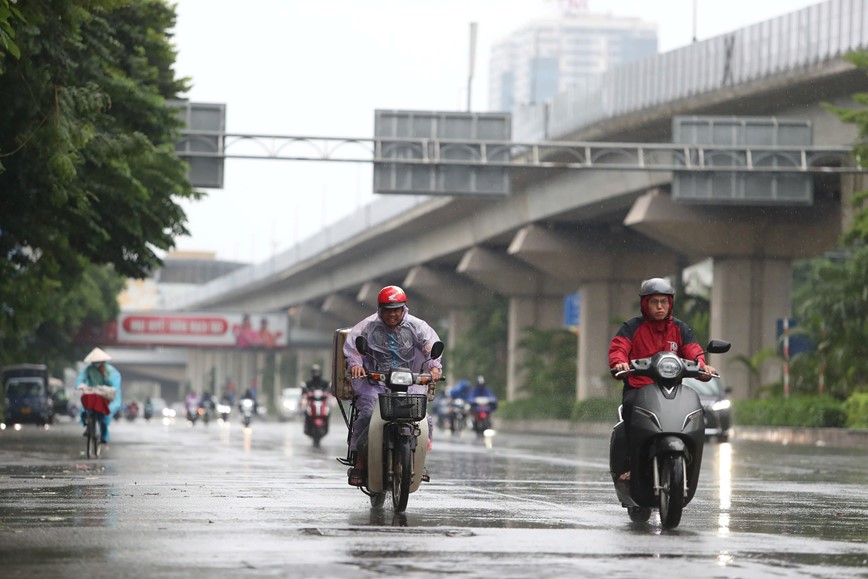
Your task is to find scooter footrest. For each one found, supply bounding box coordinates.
[421,474,430,482]
[336,457,353,466]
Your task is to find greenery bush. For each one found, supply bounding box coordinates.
[843,392,868,428]
[734,395,846,427]
[571,397,620,423]
[498,397,573,420]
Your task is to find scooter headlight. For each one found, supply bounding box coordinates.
[389,371,413,386]
[655,355,682,379]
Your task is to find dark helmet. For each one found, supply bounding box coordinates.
[377,285,407,309]
[639,277,675,298]
[311,364,321,378]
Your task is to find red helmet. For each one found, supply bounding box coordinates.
[377,285,407,309]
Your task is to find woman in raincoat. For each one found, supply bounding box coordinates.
[77,347,123,443]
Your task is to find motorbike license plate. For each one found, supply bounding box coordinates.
[20,407,31,414]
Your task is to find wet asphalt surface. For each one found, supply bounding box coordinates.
[0,413,866,578]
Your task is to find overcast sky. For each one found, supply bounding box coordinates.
[171,0,820,263]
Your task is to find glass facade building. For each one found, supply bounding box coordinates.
[488,10,658,112]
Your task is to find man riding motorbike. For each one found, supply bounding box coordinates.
[302,364,331,436]
[468,375,498,414]
[343,285,442,487]
[303,364,330,396]
[608,277,715,480]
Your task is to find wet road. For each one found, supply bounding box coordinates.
[1,415,866,578]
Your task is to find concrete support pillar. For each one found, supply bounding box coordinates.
[506,296,563,400]
[711,257,792,400]
[577,281,637,400]
[448,308,474,351]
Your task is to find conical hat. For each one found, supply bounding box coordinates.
[84,347,112,363]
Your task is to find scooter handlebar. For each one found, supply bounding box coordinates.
[611,367,720,380]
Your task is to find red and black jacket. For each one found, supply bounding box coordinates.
[608,295,706,388]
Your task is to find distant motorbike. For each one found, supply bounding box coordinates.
[448,397,469,435]
[125,402,139,422]
[340,336,444,513]
[610,339,730,529]
[198,396,217,425]
[217,400,232,422]
[470,396,494,437]
[239,398,255,427]
[143,402,154,422]
[303,387,331,447]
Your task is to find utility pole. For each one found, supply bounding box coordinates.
[692,0,698,43]
[467,22,477,112]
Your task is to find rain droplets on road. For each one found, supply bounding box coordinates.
[1,417,866,578]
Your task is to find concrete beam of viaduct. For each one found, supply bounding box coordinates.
[507,223,681,399]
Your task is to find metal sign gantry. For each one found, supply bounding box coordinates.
[176,130,862,173]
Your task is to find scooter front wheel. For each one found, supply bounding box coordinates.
[391,440,412,513]
[658,454,685,529]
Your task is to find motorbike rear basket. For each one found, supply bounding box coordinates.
[378,393,427,421]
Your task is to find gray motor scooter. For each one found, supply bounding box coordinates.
[610,340,731,529]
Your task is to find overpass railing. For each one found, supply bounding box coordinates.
[514,0,868,142]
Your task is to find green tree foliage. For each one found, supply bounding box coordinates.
[518,327,577,399]
[787,51,868,400]
[0,1,198,370]
[679,296,709,350]
[0,0,25,71]
[826,52,868,245]
[0,263,125,374]
[448,294,508,399]
[791,247,868,399]
[843,392,868,428]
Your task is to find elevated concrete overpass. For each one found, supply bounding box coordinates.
[170,0,868,401]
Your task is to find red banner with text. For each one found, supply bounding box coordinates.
[113,312,288,349]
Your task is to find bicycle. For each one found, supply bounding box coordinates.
[83,409,101,458]
[80,390,111,459]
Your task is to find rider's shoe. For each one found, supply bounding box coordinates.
[421,466,430,483]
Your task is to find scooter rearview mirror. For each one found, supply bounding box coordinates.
[355,336,369,355]
[429,341,445,360]
[706,340,731,354]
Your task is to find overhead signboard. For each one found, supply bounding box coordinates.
[171,100,226,189]
[115,312,288,349]
[374,109,511,196]
[671,116,813,205]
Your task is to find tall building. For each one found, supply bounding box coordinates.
[488,2,657,112]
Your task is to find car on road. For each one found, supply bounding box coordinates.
[683,376,732,442]
[3,364,55,426]
[50,380,73,418]
[278,386,303,421]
